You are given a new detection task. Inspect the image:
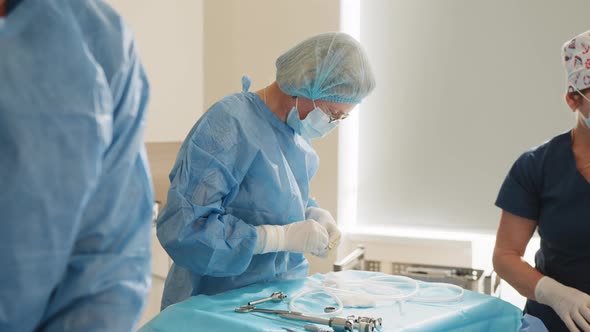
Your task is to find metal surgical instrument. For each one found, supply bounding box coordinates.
[248,291,288,306]
[251,313,332,332]
[349,316,383,332]
[279,313,354,332]
[235,305,302,315]
[279,313,383,332]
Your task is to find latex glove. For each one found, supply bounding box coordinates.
[254,220,329,256]
[305,207,341,251]
[535,276,590,332]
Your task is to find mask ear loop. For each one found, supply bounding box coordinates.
[573,86,590,103]
[293,97,300,120]
[313,99,330,122]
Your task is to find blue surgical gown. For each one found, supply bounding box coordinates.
[0,1,153,331]
[157,77,320,309]
[496,131,590,332]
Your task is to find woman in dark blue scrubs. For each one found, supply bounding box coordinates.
[493,30,590,332]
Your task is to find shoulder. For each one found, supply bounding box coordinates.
[67,0,127,43]
[187,93,260,153]
[66,0,137,81]
[505,132,571,192]
[495,133,569,219]
[515,132,570,168]
[203,93,257,127]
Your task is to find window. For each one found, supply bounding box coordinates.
[340,0,581,234]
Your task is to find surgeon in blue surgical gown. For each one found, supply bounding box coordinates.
[0,1,153,331]
[157,32,375,310]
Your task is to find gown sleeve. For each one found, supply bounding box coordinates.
[157,104,260,277]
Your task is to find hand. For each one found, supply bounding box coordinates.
[305,207,341,251]
[535,276,590,332]
[254,220,329,256]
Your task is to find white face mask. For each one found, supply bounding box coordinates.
[286,98,339,140]
[577,110,590,129]
[574,90,590,129]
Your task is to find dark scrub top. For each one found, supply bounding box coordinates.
[496,131,590,332]
[7,0,23,12]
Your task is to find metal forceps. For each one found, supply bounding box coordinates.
[234,304,302,315]
[250,313,332,332]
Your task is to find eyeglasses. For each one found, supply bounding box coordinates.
[314,101,351,123]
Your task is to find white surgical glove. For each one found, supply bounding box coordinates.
[535,276,590,332]
[305,207,341,252]
[253,220,329,257]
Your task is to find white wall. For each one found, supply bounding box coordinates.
[203,0,340,107]
[107,0,204,142]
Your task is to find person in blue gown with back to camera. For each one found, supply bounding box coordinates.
[0,0,153,331]
[157,32,375,310]
[493,30,590,332]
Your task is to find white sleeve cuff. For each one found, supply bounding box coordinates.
[254,225,285,254]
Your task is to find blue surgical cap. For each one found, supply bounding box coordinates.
[276,32,375,104]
